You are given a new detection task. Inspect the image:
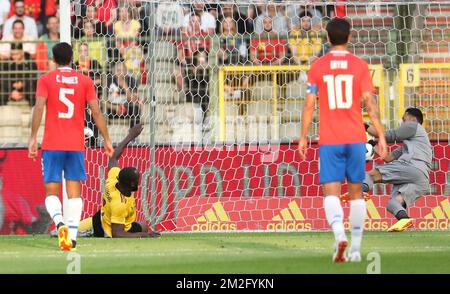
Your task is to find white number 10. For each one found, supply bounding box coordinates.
[323,74,353,109]
[58,88,74,119]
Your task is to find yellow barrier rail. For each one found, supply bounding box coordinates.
[218,64,387,141]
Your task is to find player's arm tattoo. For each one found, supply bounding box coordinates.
[363,92,384,138]
[364,94,381,123]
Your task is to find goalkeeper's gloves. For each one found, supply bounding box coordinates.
[367,139,377,147]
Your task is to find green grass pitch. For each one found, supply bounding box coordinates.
[0,231,449,274]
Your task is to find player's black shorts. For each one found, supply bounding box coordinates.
[92,210,143,237]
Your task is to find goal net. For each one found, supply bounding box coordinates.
[67,0,450,232]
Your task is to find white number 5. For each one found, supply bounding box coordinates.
[323,74,353,109]
[58,88,74,119]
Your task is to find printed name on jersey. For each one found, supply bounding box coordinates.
[56,75,79,84]
[330,60,348,69]
[306,83,318,94]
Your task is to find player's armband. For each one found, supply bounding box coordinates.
[307,83,318,95]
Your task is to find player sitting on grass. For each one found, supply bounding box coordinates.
[79,124,160,238]
[360,108,432,232]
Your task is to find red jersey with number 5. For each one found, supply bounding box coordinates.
[35,67,97,151]
[307,50,375,145]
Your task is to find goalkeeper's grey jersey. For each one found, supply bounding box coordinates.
[385,121,432,178]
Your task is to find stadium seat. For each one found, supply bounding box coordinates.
[171,116,202,144]
[251,81,276,100]
[0,106,24,126]
[279,122,301,141]
[107,124,130,143]
[247,116,270,143]
[235,116,247,143]
[281,100,303,122]
[136,123,151,145]
[225,104,239,117]
[0,127,21,144]
[154,82,179,103]
[154,42,177,61]
[285,80,307,100]
[174,103,203,124]
[154,123,173,144]
[247,101,274,118]
[154,62,175,83]
[224,115,237,143]
[140,102,177,124]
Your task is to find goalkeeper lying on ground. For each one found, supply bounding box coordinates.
[359,108,432,232]
[78,124,160,238]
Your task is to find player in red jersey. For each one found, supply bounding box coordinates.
[28,42,114,251]
[298,18,388,262]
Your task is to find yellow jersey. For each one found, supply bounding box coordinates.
[101,167,137,237]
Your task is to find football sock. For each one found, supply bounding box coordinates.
[324,196,346,242]
[362,173,374,193]
[349,199,366,253]
[387,199,408,220]
[66,198,83,241]
[45,195,64,227]
[395,210,409,220]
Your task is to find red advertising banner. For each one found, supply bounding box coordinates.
[176,195,450,232]
[0,142,449,234]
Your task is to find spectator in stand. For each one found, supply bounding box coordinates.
[0,19,36,60]
[106,61,140,128]
[288,11,324,65]
[36,15,59,71]
[7,0,44,34]
[41,0,58,26]
[74,42,102,96]
[287,2,324,31]
[177,14,210,66]
[326,0,347,18]
[254,3,288,35]
[250,16,286,65]
[7,0,41,21]
[3,0,38,40]
[73,5,105,39]
[0,42,37,106]
[174,14,210,91]
[120,43,143,83]
[182,3,216,35]
[176,49,209,116]
[114,6,141,49]
[73,20,107,68]
[154,2,184,36]
[217,4,253,35]
[0,0,11,39]
[96,0,117,36]
[218,17,247,65]
[114,5,142,80]
[246,4,259,24]
[74,42,103,147]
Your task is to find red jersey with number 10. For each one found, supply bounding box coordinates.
[307,50,375,145]
[35,67,97,151]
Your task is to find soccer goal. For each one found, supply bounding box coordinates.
[64,0,450,233]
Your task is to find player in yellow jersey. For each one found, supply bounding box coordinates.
[79,124,160,238]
